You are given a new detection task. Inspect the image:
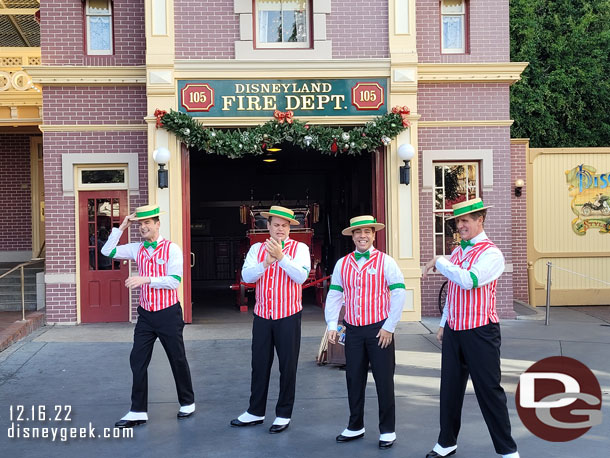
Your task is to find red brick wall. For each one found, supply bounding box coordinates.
[40,0,145,66]
[418,125,515,319]
[175,0,238,59]
[43,131,148,323]
[0,135,32,252]
[416,0,509,63]
[45,285,77,323]
[511,141,528,303]
[328,0,389,59]
[418,83,509,120]
[174,0,390,60]
[43,86,147,125]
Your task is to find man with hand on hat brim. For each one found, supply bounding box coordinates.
[101,204,195,428]
[230,206,311,434]
[422,198,519,458]
[325,216,406,449]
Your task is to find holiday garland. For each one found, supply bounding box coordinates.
[154,106,410,158]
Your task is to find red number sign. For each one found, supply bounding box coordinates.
[351,82,384,110]
[181,83,215,112]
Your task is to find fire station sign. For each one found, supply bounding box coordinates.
[177,79,387,117]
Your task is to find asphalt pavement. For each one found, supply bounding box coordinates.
[1,305,609,457]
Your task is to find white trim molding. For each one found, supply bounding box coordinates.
[61,153,140,196]
[233,0,332,60]
[422,149,494,191]
[45,273,76,284]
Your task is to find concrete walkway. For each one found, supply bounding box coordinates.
[1,305,609,457]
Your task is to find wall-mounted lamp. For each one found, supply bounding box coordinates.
[398,143,416,185]
[153,146,171,189]
[514,178,524,197]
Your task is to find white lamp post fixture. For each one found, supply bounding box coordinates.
[514,178,525,197]
[398,143,416,186]
[153,146,171,189]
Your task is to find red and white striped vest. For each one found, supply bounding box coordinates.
[254,239,303,320]
[446,240,500,331]
[340,249,390,326]
[137,239,179,312]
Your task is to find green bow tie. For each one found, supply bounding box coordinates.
[354,251,370,261]
[460,240,474,250]
[143,240,158,249]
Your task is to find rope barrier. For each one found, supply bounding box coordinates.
[550,265,610,286]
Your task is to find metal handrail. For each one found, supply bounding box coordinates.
[0,258,45,321]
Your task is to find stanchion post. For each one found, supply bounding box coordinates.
[545,262,552,326]
[20,265,25,321]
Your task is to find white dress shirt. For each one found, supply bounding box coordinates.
[241,239,311,285]
[101,227,183,290]
[325,249,406,333]
[437,231,504,327]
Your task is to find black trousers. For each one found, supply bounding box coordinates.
[248,311,301,418]
[129,303,195,412]
[344,320,396,434]
[439,323,517,455]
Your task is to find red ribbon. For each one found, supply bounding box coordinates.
[154,109,167,128]
[391,105,411,128]
[273,110,294,124]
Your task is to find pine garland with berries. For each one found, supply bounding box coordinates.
[154,106,411,158]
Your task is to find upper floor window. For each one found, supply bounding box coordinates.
[255,0,311,48]
[85,0,113,55]
[433,162,479,255]
[441,0,467,54]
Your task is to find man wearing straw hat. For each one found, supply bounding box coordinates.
[101,204,195,428]
[422,198,519,458]
[230,205,311,434]
[325,215,406,449]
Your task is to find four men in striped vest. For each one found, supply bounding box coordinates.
[230,206,311,434]
[102,201,519,452]
[325,216,406,449]
[101,204,195,428]
[423,198,519,458]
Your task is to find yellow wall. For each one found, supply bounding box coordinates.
[528,147,610,305]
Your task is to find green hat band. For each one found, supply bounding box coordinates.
[351,218,377,227]
[453,201,484,216]
[136,207,161,218]
[269,209,294,219]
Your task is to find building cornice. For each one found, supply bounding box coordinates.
[39,124,147,132]
[419,120,514,127]
[418,62,528,85]
[22,66,147,85]
[174,59,392,79]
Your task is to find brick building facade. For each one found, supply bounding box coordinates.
[2,0,527,324]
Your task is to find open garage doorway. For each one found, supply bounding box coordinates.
[187,144,385,322]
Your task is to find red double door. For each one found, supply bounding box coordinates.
[79,191,129,323]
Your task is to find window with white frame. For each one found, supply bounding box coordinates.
[433,162,479,256]
[79,167,127,189]
[255,0,310,48]
[441,0,466,54]
[85,0,113,55]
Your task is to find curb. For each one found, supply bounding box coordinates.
[0,311,45,352]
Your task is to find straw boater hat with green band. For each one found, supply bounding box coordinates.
[341,215,385,236]
[129,204,166,221]
[446,197,493,220]
[260,205,300,225]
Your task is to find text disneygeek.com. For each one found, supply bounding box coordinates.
[7,405,134,442]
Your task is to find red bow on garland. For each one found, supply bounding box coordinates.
[391,105,411,128]
[273,110,294,124]
[154,109,167,128]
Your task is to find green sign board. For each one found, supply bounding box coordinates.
[177,78,388,117]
